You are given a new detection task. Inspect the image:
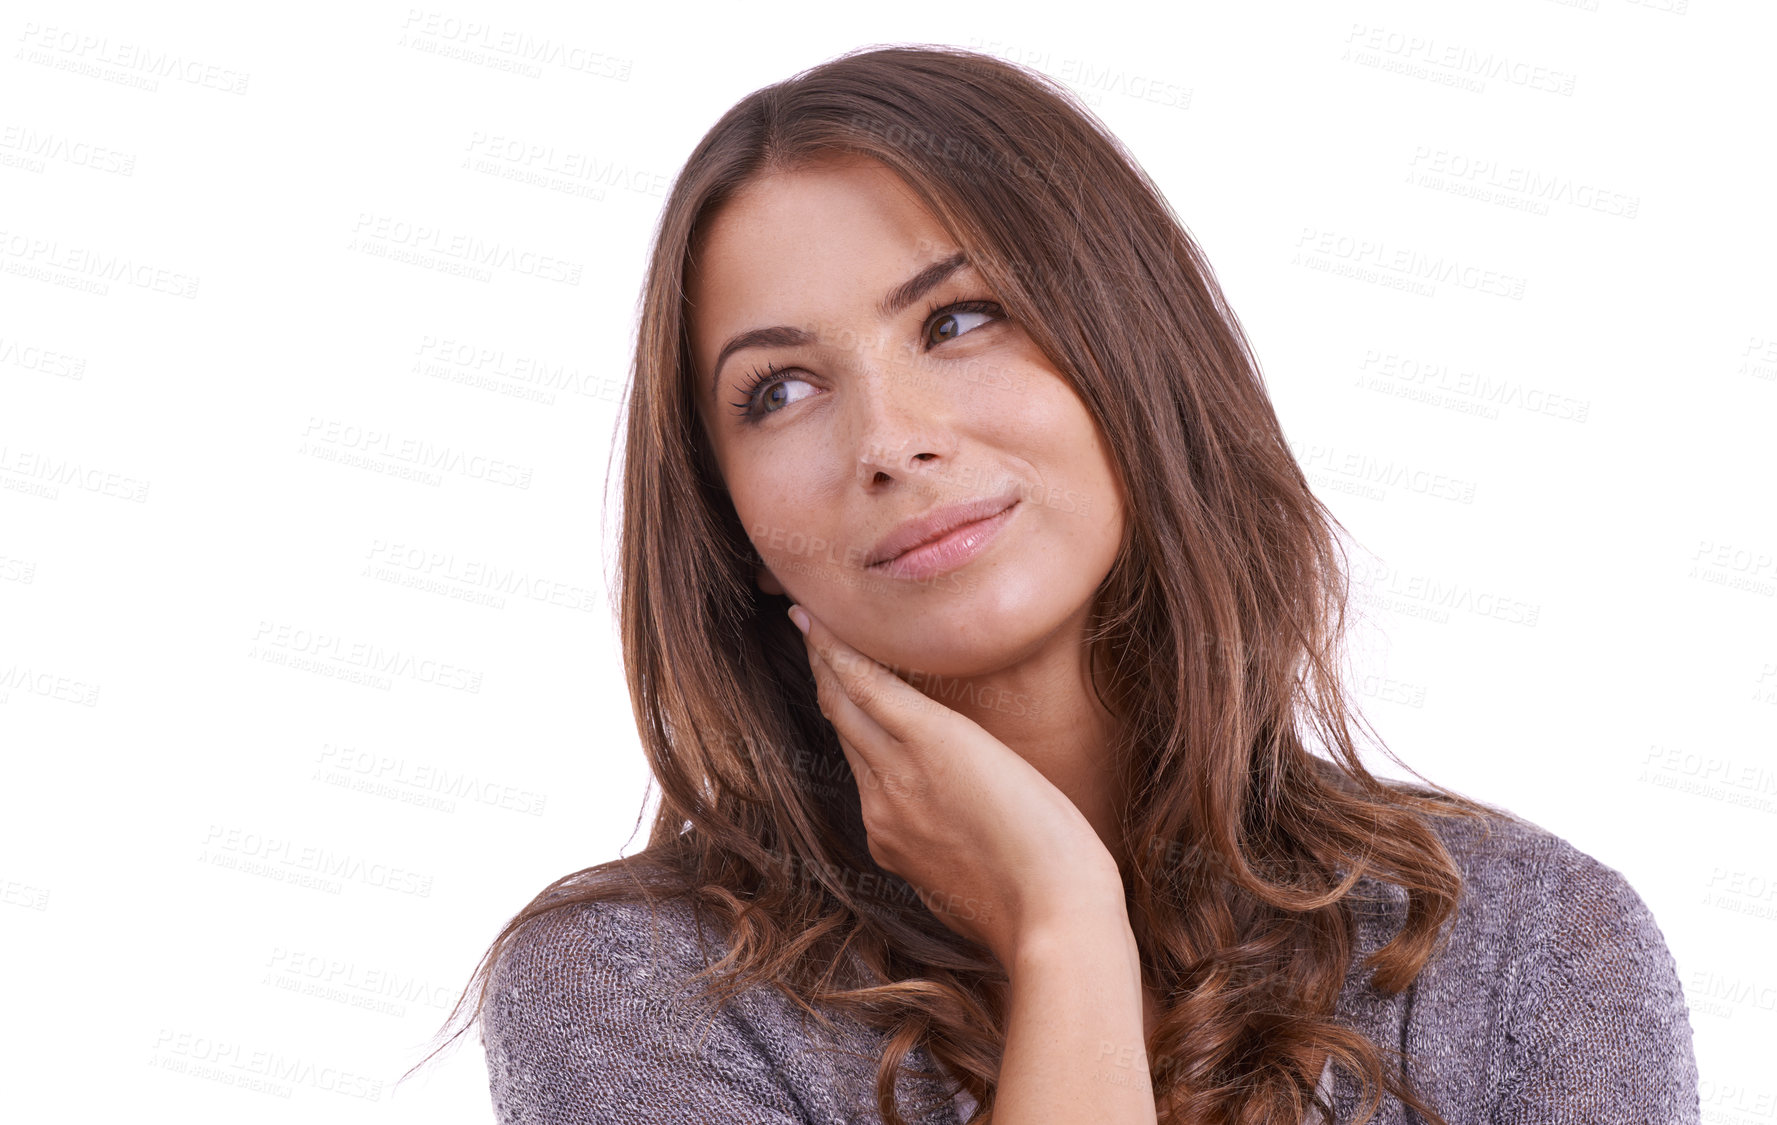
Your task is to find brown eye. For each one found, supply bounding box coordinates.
[924,303,1000,348]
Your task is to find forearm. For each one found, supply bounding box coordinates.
[993,908,1157,1125]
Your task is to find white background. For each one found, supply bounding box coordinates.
[3,1,1773,1121]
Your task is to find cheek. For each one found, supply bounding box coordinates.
[983,374,1099,473]
[990,379,1124,553]
[734,469,851,566]
[737,490,797,552]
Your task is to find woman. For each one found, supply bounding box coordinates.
[416,45,1699,1124]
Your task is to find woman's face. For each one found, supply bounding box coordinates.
[688,156,1126,680]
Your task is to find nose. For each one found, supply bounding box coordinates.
[848,362,958,487]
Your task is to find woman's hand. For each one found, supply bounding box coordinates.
[787,602,1126,970]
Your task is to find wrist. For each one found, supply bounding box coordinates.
[1008,895,1139,979]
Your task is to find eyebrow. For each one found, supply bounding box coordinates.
[708,251,972,400]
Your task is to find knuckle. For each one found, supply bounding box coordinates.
[848,676,878,709]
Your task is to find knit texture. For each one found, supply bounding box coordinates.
[481,809,1699,1123]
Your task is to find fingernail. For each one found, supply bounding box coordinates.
[787,605,810,635]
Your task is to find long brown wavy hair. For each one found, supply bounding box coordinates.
[407,43,1504,1125]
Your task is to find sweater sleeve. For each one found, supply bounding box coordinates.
[480,900,812,1125]
[1492,844,1700,1125]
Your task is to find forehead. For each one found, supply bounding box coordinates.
[686,159,959,347]
[697,156,945,270]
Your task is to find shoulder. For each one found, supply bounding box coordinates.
[483,893,785,1084]
[479,895,789,1122]
[479,892,959,1124]
[486,893,727,1007]
[1437,807,1686,996]
[1415,806,1675,979]
[1353,801,1701,1122]
[1381,805,1683,1014]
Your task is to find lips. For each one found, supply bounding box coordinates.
[866,489,1022,568]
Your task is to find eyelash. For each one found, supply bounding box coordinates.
[728,297,1005,422]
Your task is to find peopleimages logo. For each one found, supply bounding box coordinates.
[398,10,632,80]
[349,213,583,286]
[249,619,485,694]
[362,539,595,612]
[0,230,199,298]
[299,417,533,490]
[0,442,150,502]
[149,1029,381,1101]
[15,23,251,94]
[199,824,435,898]
[315,742,549,816]
[0,125,137,176]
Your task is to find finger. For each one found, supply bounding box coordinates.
[791,604,924,746]
[803,633,889,783]
[829,730,875,801]
[797,618,925,801]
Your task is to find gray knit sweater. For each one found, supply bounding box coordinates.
[480,810,1699,1123]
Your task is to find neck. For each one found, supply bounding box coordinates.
[916,603,1131,871]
